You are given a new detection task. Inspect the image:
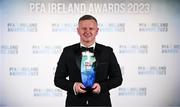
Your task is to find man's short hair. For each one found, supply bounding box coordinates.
[78,15,98,24]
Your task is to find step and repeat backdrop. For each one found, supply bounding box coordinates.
[0,0,180,107]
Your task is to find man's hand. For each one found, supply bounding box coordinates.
[74,82,86,94]
[92,83,101,94]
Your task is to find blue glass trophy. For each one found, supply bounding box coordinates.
[81,52,96,90]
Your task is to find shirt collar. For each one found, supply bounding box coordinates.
[80,42,96,49]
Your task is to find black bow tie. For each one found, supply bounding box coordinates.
[81,47,94,53]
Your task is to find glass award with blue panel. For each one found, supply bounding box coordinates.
[81,51,96,90]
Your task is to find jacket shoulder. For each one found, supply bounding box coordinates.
[96,43,113,51]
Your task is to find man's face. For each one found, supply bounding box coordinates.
[77,19,99,45]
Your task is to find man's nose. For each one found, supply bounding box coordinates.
[84,29,91,34]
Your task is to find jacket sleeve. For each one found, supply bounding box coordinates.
[54,48,74,92]
[99,48,123,93]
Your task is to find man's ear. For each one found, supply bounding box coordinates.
[96,28,99,34]
[77,27,80,35]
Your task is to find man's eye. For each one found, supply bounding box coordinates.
[82,28,87,30]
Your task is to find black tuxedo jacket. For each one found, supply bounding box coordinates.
[54,43,123,106]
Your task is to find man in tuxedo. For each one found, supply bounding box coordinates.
[54,15,123,107]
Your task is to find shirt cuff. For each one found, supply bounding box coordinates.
[73,82,78,95]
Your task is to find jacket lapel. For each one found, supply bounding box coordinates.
[75,43,81,70]
[94,43,101,69]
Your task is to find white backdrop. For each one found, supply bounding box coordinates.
[0,0,180,107]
